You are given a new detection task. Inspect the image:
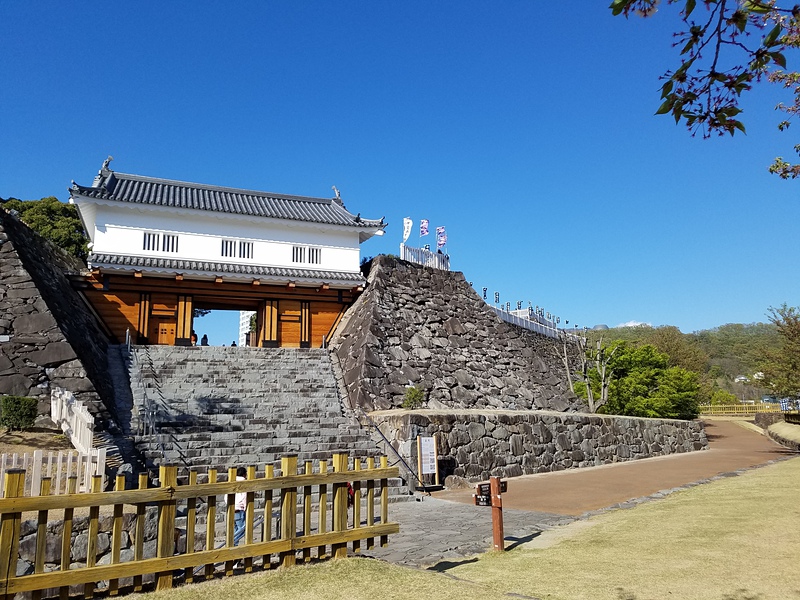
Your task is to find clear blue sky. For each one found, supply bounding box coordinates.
[2,2,798,340]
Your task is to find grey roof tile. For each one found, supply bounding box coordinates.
[71,170,385,230]
[88,253,365,283]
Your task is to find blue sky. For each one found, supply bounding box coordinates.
[2,2,799,341]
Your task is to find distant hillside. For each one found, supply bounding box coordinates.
[586,323,780,399]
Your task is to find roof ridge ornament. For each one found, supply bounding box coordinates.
[93,156,114,187]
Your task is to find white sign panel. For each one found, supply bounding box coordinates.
[419,436,437,475]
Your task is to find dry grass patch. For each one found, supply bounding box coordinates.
[449,456,800,600]
[146,558,507,600]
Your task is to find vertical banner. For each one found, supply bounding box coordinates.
[402,217,413,243]
[420,219,429,237]
[436,226,447,249]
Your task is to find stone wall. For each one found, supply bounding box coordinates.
[331,256,583,414]
[371,409,708,484]
[0,210,114,426]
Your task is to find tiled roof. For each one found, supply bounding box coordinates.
[88,253,365,283]
[71,169,385,230]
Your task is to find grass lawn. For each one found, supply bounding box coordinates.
[144,456,800,600]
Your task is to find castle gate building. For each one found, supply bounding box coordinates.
[69,160,385,347]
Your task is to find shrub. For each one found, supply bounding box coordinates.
[402,386,424,409]
[0,395,39,431]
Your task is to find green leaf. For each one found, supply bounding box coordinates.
[770,52,787,69]
[743,0,771,14]
[655,98,673,115]
[734,121,747,134]
[764,24,782,47]
[685,0,696,17]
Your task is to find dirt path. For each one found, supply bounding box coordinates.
[433,418,796,516]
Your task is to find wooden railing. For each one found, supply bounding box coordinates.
[699,404,784,416]
[50,387,94,454]
[0,453,399,598]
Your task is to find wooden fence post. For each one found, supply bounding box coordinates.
[302,460,312,563]
[83,474,103,599]
[59,477,77,600]
[366,457,375,550]
[331,453,349,559]
[204,468,217,580]
[352,458,361,554]
[184,470,197,584]
[0,469,25,600]
[32,477,51,600]
[317,460,327,560]
[279,455,298,568]
[133,473,147,592]
[109,474,125,596]
[262,464,273,569]
[245,465,255,573]
[156,465,177,591]
[225,467,236,577]
[380,456,389,547]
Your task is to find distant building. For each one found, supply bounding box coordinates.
[70,159,385,347]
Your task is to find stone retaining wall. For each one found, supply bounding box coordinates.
[371,409,708,484]
[332,256,583,413]
[0,210,113,426]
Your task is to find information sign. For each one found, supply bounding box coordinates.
[419,436,437,475]
[474,494,492,507]
[476,481,507,496]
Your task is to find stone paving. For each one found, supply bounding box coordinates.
[360,496,574,567]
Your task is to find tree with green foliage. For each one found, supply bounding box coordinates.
[760,303,800,398]
[3,197,88,260]
[611,0,800,177]
[575,341,701,420]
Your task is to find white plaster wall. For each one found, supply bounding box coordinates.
[87,203,369,272]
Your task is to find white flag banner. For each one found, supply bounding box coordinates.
[402,217,413,243]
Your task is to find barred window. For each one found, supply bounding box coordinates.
[162,234,179,253]
[292,246,305,263]
[143,232,160,251]
[239,241,254,259]
[308,247,321,264]
[221,239,236,258]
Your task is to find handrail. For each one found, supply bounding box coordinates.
[358,408,430,496]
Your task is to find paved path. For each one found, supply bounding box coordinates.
[362,419,797,567]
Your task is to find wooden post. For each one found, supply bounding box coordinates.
[302,461,312,563]
[380,456,389,548]
[83,474,103,599]
[279,455,298,568]
[245,465,255,573]
[133,473,147,592]
[352,458,361,554]
[225,467,236,576]
[331,453,348,559]
[109,474,125,596]
[32,478,51,600]
[184,471,197,583]
[204,469,217,580]
[262,464,273,569]
[59,477,77,600]
[490,476,504,551]
[317,460,327,559]
[366,457,375,550]
[156,465,177,591]
[0,469,25,600]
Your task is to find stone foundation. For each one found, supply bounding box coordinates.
[371,409,708,484]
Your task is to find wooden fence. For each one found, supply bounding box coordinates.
[0,453,399,599]
[0,448,106,497]
[699,404,784,416]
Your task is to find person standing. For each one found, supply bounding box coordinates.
[234,466,247,544]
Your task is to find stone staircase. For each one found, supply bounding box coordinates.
[126,346,384,475]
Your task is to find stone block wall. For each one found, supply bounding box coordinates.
[370,409,708,484]
[0,210,113,425]
[331,256,584,414]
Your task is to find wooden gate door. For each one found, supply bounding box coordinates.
[149,317,176,345]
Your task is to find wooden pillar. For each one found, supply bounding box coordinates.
[259,300,278,347]
[137,293,151,344]
[300,301,311,348]
[176,295,194,344]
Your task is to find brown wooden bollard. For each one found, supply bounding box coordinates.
[490,476,504,551]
